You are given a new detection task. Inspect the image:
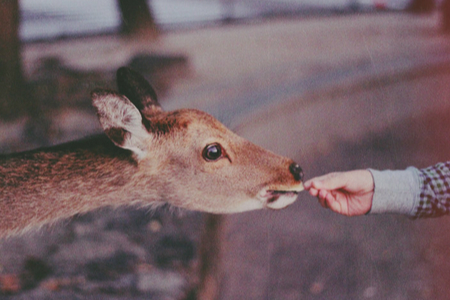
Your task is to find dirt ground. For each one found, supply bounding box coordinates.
[1,11,450,300]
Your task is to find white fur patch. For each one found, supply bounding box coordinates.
[232,199,265,212]
[93,92,150,158]
[265,193,299,210]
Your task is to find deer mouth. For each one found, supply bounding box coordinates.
[259,184,304,210]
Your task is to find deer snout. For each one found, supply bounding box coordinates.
[255,161,304,211]
[289,162,304,182]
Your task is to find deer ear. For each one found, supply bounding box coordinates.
[91,89,150,158]
[116,67,162,119]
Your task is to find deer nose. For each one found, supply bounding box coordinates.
[289,162,304,182]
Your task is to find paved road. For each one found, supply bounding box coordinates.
[159,12,450,300]
[220,72,450,300]
[200,14,450,300]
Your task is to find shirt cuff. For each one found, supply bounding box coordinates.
[368,167,421,216]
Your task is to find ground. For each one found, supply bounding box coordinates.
[1,11,450,300]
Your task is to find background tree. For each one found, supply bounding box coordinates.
[0,0,158,122]
[443,0,450,33]
[407,0,435,13]
[0,0,28,120]
[118,0,158,37]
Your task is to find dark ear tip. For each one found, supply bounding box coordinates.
[116,66,142,83]
[115,66,160,110]
[116,66,133,79]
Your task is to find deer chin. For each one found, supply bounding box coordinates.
[258,184,304,210]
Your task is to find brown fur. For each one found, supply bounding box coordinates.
[0,136,139,236]
[0,67,303,237]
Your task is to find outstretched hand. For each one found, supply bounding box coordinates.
[304,170,374,216]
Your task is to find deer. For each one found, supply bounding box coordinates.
[0,67,304,238]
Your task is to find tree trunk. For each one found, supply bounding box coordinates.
[443,0,450,33]
[0,0,28,120]
[407,0,435,14]
[196,214,225,300]
[118,0,158,37]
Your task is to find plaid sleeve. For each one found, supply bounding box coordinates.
[414,162,450,218]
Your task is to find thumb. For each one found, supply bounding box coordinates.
[307,172,348,191]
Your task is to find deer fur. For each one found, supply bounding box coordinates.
[0,67,304,237]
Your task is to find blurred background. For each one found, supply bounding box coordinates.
[18,0,435,41]
[2,0,450,299]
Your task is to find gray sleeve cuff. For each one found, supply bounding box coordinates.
[368,167,421,216]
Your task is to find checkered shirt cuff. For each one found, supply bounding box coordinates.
[414,162,450,218]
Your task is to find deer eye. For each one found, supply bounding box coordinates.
[202,143,223,161]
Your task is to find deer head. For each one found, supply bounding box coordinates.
[92,67,304,214]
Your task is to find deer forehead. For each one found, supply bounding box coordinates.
[144,109,246,165]
[149,109,230,138]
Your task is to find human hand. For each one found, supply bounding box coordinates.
[304,170,374,216]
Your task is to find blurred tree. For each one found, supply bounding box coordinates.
[0,0,29,120]
[196,214,225,300]
[407,0,435,13]
[443,0,450,33]
[118,0,158,37]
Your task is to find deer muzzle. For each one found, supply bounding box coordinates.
[258,182,304,210]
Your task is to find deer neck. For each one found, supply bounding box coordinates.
[0,135,148,236]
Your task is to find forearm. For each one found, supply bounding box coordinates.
[369,162,450,218]
[368,167,421,216]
